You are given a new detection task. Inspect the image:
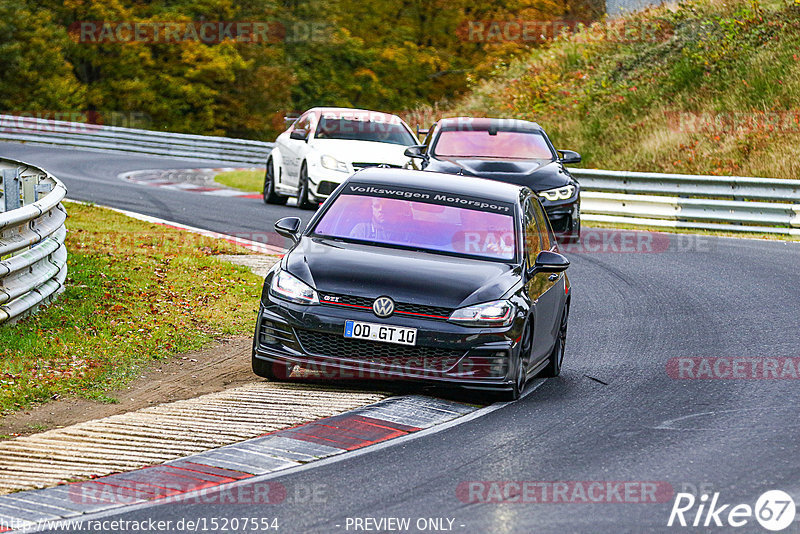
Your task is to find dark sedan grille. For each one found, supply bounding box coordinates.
[295,329,463,372]
[319,293,453,320]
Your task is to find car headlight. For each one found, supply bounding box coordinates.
[538,185,576,201]
[320,154,349,173]
[269,270,319,305]
[449,300,515,327]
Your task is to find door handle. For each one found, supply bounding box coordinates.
[548,273,559,281]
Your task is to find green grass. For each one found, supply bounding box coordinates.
[0,202,267,414]
[442,0,800,179]
[215,169,264,193]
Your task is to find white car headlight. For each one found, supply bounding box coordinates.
[538,185,576,201]
[320,154,349,173]
[270,270,319,305]
[449,300,515,327]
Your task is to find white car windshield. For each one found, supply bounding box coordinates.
[315,117,415,145]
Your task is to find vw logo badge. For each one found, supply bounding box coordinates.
[373,296,395,318]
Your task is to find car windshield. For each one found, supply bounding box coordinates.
[312,192,517,261]
[315,117,415,145]
[433,129,554,159]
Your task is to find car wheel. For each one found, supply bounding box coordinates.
[263,159,287,205]
[297,163,316,210]
[252,355,294,381]
[499,321,532,402]
[542,305,568,377]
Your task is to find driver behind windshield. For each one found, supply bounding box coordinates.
[350,197,412,242]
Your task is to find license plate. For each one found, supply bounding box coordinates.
[344,320,417,346]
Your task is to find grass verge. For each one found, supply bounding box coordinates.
[581,222,800,242]
[0,201,266,414]
[214,169,264,193]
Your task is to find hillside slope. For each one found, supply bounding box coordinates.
[448,0,800,179]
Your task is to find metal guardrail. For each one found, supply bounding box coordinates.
[572,168,800,235]
[0,158,67,325]
[0,113,796,235]
[0,115,273,166]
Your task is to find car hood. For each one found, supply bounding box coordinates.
[426,157,572,191]
[309,139,411,166]
[285,237,521,309]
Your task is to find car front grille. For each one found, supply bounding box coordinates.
[295,329,463,372]
[319,292,453,320]
[352,162,402,170]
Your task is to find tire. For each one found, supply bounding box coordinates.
[297,163,316,210]
[252,355,294,381]
[541,305,568,377]
[498,321,533,402]
[263,159,287,205]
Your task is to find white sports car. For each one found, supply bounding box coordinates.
[263,107,419,209]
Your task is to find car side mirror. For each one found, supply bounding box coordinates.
[527,250,570,278]
[558,150,581,164]
[290,129,308,142]
[275,216,302,243]
[404,145,427,159]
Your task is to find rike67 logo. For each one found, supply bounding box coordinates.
[668,490,796,531]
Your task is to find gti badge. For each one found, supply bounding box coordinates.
[373,296,395,318]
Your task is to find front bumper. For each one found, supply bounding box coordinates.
[305,164,348,200]
[252,295,524,391]
[540,197,580,238]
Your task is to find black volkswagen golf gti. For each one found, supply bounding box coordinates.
[252,168,571,400]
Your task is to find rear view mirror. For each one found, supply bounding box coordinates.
[404,145,427,159]
[527,250,570,277]
[275,217,302,243]
[558,150,581,164]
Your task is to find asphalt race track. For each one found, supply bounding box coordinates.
[0,143,304,247]
[3,142,799,533]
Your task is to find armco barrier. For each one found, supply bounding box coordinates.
[572,168,800,235]
[0,158,67,324]
[0,112,797,235]
[0,114,273,166]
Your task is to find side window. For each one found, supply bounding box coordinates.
[523,199,541,266]
[532,200,553,251]
[293,112,312,134]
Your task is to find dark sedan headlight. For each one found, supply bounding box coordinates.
[270,270,319,305]
[538,185,576,201]
[449,300,515,327]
